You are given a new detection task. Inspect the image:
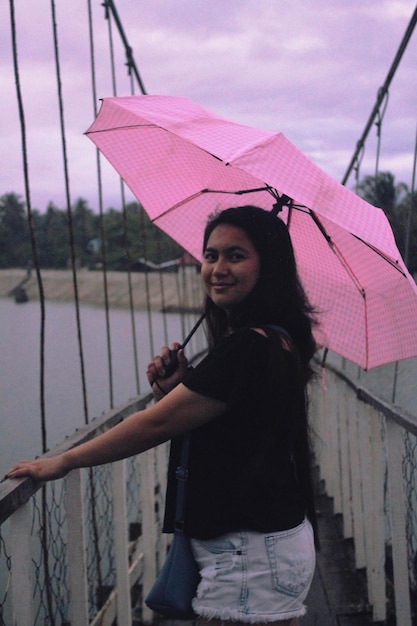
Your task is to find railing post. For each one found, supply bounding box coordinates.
[348,391,366,567]
[65,469,89,625]
[369,410,387,622]
[386,419,412,626]
[330,377,343,513]
[113,459,132,626]
[9,499,34,626]
[339,383,353,537]
[139,448,158,625]
[358,407,377,617]
[319,376,341,507]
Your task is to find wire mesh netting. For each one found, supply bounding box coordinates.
[0,457,150,625]
[0,532,11,625]
[85,465,115,618]
[404,431,417,596]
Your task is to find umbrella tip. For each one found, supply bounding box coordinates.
[271,194,293,216]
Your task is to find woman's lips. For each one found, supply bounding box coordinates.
[211,283,234,289]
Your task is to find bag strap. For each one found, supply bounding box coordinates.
[174,434,191,534]
[262,324,293,346]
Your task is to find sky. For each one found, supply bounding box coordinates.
[1,0,417,213]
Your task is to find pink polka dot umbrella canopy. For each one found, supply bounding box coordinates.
[86,95,417,370]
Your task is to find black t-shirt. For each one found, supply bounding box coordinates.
[163,327,306,539]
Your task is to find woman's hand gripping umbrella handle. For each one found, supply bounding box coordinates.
[147,313,205,399]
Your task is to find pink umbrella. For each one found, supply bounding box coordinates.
[86,95,417,370]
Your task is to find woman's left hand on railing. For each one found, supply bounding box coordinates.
[5,453,71,483]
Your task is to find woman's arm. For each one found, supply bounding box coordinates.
[5,384,227,482]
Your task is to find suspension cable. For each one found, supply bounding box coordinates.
[9,0,47,450]
[86,2,116,409]
[374,88,389,180]
[102,0,147,93]
[86,0,106,599]
[139,209,155,358]
[104,1,145,394]
[156,231,170,345]
[50,0,90,425]
[353,144,365,195]
[9,20,54,608]
[404,120,417,266]
[121,189,141,393]
[342,6,417,185]
[104,1,182,351]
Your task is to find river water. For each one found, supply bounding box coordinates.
[0,297,203,478]
[1,297,416,478]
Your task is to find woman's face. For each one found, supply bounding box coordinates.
[202,224,261,312]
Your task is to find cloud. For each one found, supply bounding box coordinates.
[1,0,417,212]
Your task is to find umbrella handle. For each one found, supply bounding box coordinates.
[154,312,206,381]
[163,348,180,378]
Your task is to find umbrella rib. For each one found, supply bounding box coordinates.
[152,186,277,222]
[151,190,208,222]
[352,235,407,277]
[87,124,229,166]
[309,211,365,297]
[85,123,156,135]
[294,206,406,277]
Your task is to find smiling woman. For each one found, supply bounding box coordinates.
[201,224,261,312]
[8,205,319,625]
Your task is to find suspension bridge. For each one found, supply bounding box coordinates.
[1,1,417,624]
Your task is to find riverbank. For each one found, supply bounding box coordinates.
[0,268,204,311]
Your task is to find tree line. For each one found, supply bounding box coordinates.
[1,172,416,273]
[0,194,184,270]
[356,172,416,274]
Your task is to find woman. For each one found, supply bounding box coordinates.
[7,206,318,625]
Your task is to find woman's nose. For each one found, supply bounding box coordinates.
[213,258,228,275]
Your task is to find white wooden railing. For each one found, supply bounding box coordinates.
[1,359,416,625]
[310,361,417,625]
[0,391,170,626]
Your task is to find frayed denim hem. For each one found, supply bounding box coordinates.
[192,601,307,623]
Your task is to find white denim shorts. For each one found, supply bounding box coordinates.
[190,519,315,623]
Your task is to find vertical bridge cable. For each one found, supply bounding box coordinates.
[47,3,93,622]
[105,2,144,393]
[392,120,417,404]
[342,5,417,187]
[404,121,417,267]
[9,0,47,451]
[106,0,197,360]
[139,209,156,358]
[121,199,142,394]
[105,0,182,368]
[10,5,54,617]
[374,88,389,181]
[342,6,417,396]
[50,0,90,425]
[86,0,106,601]
[156,231,170,346]
[102,0,147,94]
[88,0,115,409]
[353,144,365,195]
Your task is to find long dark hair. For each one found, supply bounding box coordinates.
[203,205,317,383]
[203,205,319,547]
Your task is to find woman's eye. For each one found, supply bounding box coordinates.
[204,252,217,262]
